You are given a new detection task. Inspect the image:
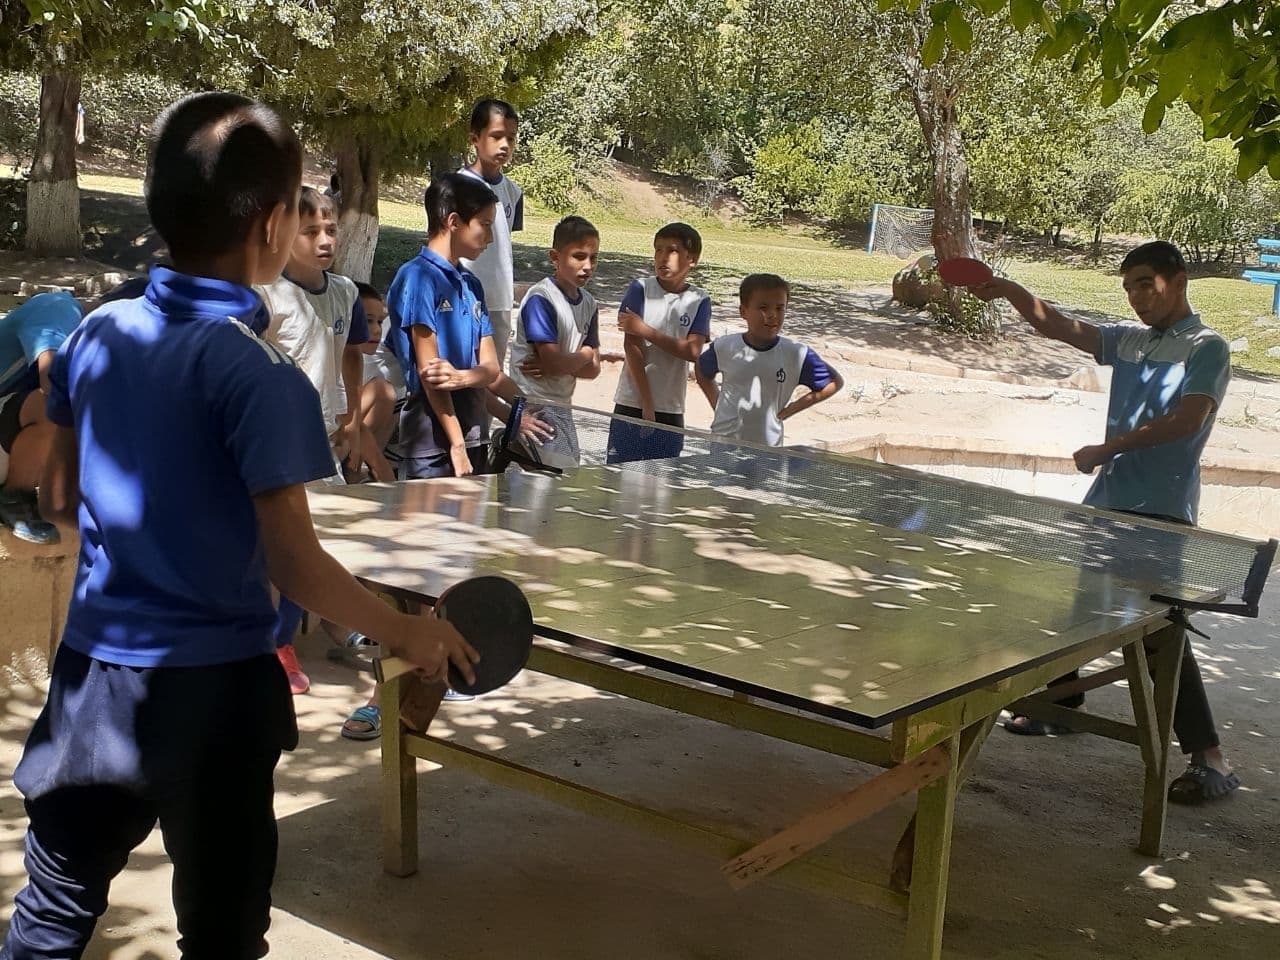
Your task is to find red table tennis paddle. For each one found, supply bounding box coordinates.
[937,257,993,287]
[374,576,534,695]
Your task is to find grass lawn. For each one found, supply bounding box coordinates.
[56,173,1280,379]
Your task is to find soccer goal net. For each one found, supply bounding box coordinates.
[866,204,934,258]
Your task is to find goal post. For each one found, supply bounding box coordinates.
[866,204,935,259]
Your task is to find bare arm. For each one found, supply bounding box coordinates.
[1072,395,1216,474]
[339,344,364,470]
[779,366,844,422]
[36,349,56,396]
[619,310,705,363]
[694,362,719,411]
[37,425,80,528]
[973,278,1100,356]
[523,341,597,378]
[253,484,478,681]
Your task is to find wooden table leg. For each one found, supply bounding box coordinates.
[891,713,996,893]
[381,671,418,877]
[902,733,960,960]
[1126,625,1184,857]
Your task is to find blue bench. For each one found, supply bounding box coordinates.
[1243,237,1280,315]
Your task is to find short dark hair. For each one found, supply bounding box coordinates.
[354,281,382,301]
[739,273,790,304]
[299,186,336,219]
[655,222,702,259]
[1120,241,1186,280]
[470,98,519,134]
[552,215,599,250]
[424,173,498,236]
[146,92,302,262]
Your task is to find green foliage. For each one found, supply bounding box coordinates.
[508,133,579,214]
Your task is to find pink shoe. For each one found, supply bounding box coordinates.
[277,644,310,695]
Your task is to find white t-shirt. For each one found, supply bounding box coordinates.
[258,273,360,434]
[458,168,524,316]
[361,342,406,397]
[508,277,599,405]
[613,277,712,415]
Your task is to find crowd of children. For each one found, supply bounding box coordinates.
[0,90,845,956]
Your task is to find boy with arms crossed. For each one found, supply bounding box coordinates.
[608,222,712,463]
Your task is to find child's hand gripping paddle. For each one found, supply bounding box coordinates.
[373,576,534,695]
[936,257,994,287]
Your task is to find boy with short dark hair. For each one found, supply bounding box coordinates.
[459,98,525,364]
[607,222,712,462]
[257,185,371,693]
[385,172,502,480]
[696,273,842,446]
[508,215,602,466]
[1,93,476,960]
[973,239,1239,805]
[354,281,401,483]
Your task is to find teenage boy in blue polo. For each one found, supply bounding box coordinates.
[1,92,477,960]
[386,172,503,480]
[974,240,1237,806]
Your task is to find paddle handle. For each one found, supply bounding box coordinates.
[374,655,415,684]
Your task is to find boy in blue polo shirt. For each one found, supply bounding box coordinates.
[386,172,502,480]
[974,240,1238,806]
[1,93,477,960]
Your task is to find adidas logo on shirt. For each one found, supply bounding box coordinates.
[439,299,453,312]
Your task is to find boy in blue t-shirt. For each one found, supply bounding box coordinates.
[607,222,712,462]
[2,93,477,960]
[386,172,504,480]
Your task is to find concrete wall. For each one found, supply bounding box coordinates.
[0,530,76,682]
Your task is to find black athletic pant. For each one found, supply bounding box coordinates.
[3,647,297,959]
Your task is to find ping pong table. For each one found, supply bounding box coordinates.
[309,405,1275,960]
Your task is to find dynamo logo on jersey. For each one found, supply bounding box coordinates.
[334,317,346,335]
[679,313,691,328]
[775,368,787,383]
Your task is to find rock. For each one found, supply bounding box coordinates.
[1228,337,1249,353]
[1267,346,1280,359]
[892,264,945,309]
[73,272,131,299]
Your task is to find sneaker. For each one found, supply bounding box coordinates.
[442,688,475,702]
[0,489,60,546]
[277,644,310,695]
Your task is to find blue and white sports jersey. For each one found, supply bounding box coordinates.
[47,266,336,668]
[613,277,711,415]
[698,334,834,446]
[386,246,494,456]
[0,291,82,396]
[1085,313,1229,524]
[509,277,599,404]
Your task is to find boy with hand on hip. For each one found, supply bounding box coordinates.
[459,98,525,365]
[696,273,842,446]
[608,222,712,463]
[1,92,475,960]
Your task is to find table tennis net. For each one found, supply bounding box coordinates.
[496,402,1276,615]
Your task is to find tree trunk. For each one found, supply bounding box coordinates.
[1053,223,1063,247]
[908,66,975,262]
[1092,221,1103,259]
[26,68,81,257]
[333,133,380,282]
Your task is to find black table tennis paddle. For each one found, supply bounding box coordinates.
[373,576,534,695]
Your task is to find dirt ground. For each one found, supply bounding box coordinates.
[2,251,1279,958]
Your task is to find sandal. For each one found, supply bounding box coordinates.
[341,704,381,741]
[1168,764,1240,806]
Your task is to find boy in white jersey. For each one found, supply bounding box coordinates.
[607,222,713,463]
[459,99,525,365]
[257,186,371,694]
[696,273,842,446]
[508,215,602,466]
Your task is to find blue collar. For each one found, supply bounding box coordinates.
[145,266,266,330]
[417,247,466,287]
[1168,312,1202,337]
[461,166,504,187]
